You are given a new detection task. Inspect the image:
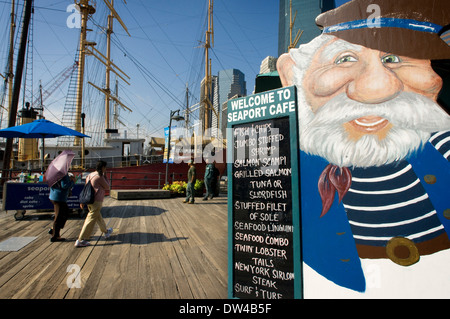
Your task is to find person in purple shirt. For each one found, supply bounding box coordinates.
[75,160,113,247]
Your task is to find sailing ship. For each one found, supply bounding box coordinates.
[0,0,225,189]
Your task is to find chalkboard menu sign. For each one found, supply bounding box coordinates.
[227,86,301,299]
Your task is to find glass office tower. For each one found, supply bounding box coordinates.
[278,0,337,56]
[216,69,247,134]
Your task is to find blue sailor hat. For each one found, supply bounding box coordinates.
[315,0,450,60]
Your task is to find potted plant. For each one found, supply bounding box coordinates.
[163,181,187,197]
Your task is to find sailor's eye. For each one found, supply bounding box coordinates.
[335,55,358,64]
[381,54,401,64]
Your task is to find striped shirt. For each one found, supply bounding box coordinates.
[342,131,450,247]
[429,130,450,160]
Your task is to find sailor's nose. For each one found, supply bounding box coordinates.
[347,54,403,104]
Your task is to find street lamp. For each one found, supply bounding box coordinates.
[165,109,185,185]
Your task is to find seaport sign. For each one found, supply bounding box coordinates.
[167,87,298,167]
[227,88,295,123]
[227,86,302,299]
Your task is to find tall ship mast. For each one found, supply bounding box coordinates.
[73,0,95,147]
[71,1,131,165]
[90,0,131,138]
[202,0,217,136]
[287,0,303,51]
[1,0,33,172]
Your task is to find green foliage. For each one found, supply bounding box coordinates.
[163,179,205,196]
[163,181,187,194]
[194,179,204,192]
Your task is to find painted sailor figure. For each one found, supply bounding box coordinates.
[277,0,450,297]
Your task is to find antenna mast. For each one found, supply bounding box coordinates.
[288,0,303,51]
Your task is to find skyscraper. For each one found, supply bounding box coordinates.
[278,0,336,56]
[218,69,247,107]
[216,69,246,134]
[260,56,278,74]
[200,75,218,134]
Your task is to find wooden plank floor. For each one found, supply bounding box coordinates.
[0,195,228,299]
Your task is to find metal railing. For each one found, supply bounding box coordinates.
[107,170,187,189]
[72,155,164,169]
[9,155,165,170]
[0,168,187,190]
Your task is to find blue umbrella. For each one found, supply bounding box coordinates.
[0,119,89,138]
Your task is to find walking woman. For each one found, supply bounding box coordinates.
[49,173,75,242]
[75,160,113,247]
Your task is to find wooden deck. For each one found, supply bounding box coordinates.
[0,195,228,299]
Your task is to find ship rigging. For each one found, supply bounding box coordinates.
[0,0,252,170]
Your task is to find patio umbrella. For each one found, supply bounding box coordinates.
[44,150,75,187]
[0,119,89,138]
[0,118,90,169]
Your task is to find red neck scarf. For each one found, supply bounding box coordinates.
[317,164,352,217]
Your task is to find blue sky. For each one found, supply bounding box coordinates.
[0,0,346,143]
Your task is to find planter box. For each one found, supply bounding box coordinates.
[110,189,171,200]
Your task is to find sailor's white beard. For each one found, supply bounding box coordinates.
[297,90,450,168]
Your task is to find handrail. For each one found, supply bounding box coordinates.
[6,154,164,171]
[0,168,188,190]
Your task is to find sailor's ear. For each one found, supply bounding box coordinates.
[277,53,296,87]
